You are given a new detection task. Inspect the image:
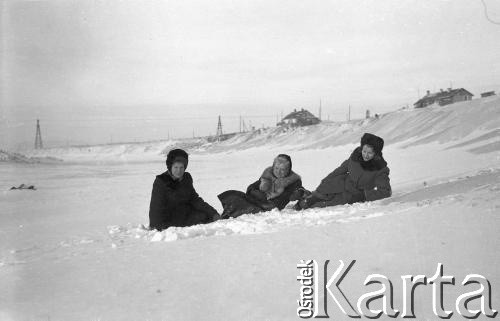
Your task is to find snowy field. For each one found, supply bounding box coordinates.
[1,98,500,321]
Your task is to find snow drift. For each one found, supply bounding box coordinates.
[18,96,500,163]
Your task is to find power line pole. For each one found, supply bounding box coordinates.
[216,115,223,141]
[319,99,322,120]
[34,119,43,149]
[348,105,351,121]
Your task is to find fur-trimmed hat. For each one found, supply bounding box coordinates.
[360,133,384,155]
[166,149,188,171]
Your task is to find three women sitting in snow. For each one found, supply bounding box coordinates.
[148,133,392,231]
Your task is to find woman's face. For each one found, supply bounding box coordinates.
[171,162,185,179]
[273,159,290,178]
[361,144,375,161]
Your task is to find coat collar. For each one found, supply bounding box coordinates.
[350,147,387,171]
[158,171,191,185]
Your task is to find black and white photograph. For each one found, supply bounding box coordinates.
[1,0,500,320]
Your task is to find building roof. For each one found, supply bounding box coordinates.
[282,109,318,121]
[415,88,473,106]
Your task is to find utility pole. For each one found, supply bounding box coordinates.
[239,115,242,133]
[319,99,322,120]
[216,115,223,141]
[34,119,43,149]
[348,105,351,121]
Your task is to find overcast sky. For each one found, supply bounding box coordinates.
[1,0,500,149]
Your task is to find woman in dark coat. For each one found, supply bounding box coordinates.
[218,154,304,218]
[148,149,220,231]
[296,133,391,209]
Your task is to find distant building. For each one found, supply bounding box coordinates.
[481,91,496,98]
[277,108,320,127]
[414,88,473,108]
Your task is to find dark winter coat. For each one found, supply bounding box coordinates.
[218,175,303,219]
[149,171,219,231]
[311,147,391,207]
[246,176,303,210]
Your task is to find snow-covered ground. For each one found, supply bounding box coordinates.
[1,97,500,320]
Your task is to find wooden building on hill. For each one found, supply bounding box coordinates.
[414,88,473,108]
[481,91,496,98]
[277,108,320,127]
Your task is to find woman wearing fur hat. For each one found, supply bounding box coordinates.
[296,133,391,210]
[218,154,303,218]
[148,149,220,231]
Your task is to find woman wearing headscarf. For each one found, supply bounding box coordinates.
[218,154,303,218]
[148,149,220,231]
[296,133,391,209]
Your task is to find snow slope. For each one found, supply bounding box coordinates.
[1,96,499,321]
[20,96,500,162]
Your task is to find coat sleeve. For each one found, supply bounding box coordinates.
[148,178,171,230]
[272,179,303,210]
[315,159,349,196]
[364,167,392,201]
[246,179,264,199]
[246,179,275,210]
[189,177,219,219]
[330,159,349,177]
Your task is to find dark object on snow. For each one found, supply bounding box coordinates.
[217,190,264,219]
[10,184,36,190]
[297,133,391,210]
[166,149,189,171]
[218,155,303,218]
[148,171,219,231]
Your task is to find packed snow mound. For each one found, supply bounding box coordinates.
[108,168,500,244]
[23,96,500,161]
[0,150,62,163]
[22,138,208,163]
